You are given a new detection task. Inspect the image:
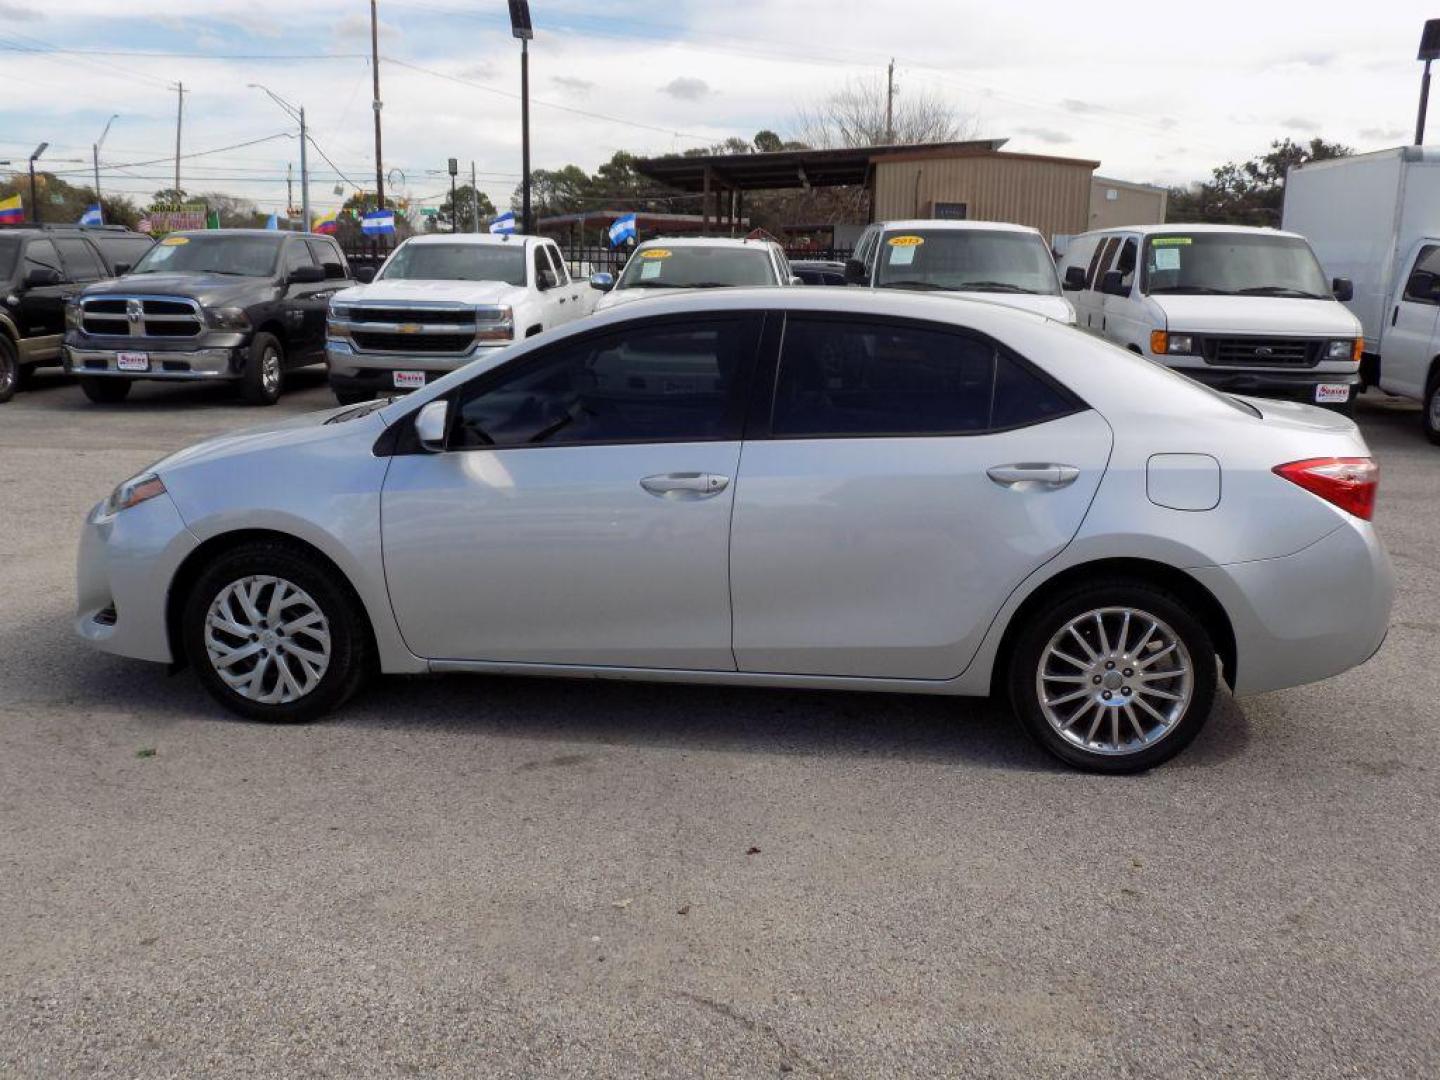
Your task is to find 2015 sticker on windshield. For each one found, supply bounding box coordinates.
[159,236,189,246]
[887,235,924,247]
[639,249,671,259]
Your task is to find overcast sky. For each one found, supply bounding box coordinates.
[0,0,1433,219]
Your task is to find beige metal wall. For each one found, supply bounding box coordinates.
[1089,178,1168,229]
[873,154,1094,241]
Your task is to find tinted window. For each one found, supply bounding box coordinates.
[306,238,349,279]
[23,239,63,278]
[1115,238,1138,291]
[1404,244,1440,304]
[1091,237,1120,288]
[992,351,1084,429]
[284,239,316,276]
[91,234,155,272]
[453,317,756,448]
[54,238,107,282]
[1082,237,1106,288]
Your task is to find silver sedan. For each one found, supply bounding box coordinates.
[75,289,1393,772]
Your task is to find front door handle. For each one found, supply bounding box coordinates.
[640,472,730,499]
[987,463,1080,490]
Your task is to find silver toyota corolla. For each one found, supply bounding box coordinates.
[75,289,1393,772]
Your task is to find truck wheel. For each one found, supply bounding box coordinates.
[80,377,132,404]
[0,337,16,404]
[240,333,284,406]
[1424,371,1440,447]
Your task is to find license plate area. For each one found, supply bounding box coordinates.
[1315,383,1350,404]
[116,352,149,372]
[393,370,426,389]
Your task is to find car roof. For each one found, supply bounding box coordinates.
[166,229,301,239]
[1084,223,1307,241]
[403,232,535,246]
[632,236,776,249]
[875,219,1044,237]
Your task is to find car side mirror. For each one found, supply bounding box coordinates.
[588,272,614,292]
[287,264,325,285]
[354,266,376,284]
[111,262,132,277]
[24,267,64,288]
[789,275,804,286]
[843,258,868,285]
[1063,265,1087,291]
[1100,269,1127,297]
[415,399,449,452]
[538,268,559,291]
[1329,277,1353,302]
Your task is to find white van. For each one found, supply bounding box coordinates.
[1059,224,1363,413]
[845,220,1075,323]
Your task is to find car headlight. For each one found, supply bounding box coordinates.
[65,300,82,330]
[476,304,514,342]
[98,473,166,521]
[1149,330,1194,355]
[206,306,251,331]
[330,304,352,321]
[1327,338,1361,361]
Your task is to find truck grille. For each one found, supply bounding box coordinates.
[1201,336,1320,368]
[349,306,475,325]
[339,303,488,355]
[352,331,476,353]
[80,296,204,338]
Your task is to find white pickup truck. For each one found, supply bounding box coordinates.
[325,232,595,403]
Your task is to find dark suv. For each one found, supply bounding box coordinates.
[64,229,353,405]
[0,224,154,403]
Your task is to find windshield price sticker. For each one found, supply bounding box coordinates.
[639,249,671,259]
[1153,248,1182,271]
[160,236,189,246]
[1151,237,1192,246]
[640,260,663,280]
[887,235,925,247]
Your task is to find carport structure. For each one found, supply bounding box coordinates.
[633,139,1008,236]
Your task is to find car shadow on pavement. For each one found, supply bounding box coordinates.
[14,368,331,412]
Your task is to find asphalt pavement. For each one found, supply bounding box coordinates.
[1,370,1436,1078]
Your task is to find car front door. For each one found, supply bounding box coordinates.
[15,239,70,361]
[380,312,763,667]
[729,314,1112,680]
[530,241,564,332]
[1379,242,1440,399]
[280,239,329,361]
[543,243,585,322]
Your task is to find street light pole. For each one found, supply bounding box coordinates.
[508,1,534,234]
[93,114,118,224]
[248,85,309,231]
[1419,20,1440,145]
[28,142,47,225]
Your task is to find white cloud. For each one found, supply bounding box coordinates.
[551,75,594,96]
[660,77,713,101]
[0,1,43,20]
[1016,126,1073,144]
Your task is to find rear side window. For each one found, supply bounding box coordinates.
[1083,237,1108,288]
[771,317,1081,437]
[54,238,107,282]
[1090,237,1120,288]
[1404,244,1440,304]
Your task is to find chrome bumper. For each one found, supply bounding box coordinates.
[326,338,509,375]
[64,345,242,380]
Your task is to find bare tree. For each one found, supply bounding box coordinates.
[791,72,975,148]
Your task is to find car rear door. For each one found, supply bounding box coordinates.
[729,313,1112,680]
[381,312,763,668]
[1379,241,1440,399]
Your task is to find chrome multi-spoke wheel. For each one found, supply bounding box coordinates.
[204,575,331,704]
[260,347,282,395]
[1035,606,1196,757]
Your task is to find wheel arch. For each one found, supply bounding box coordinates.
[989,556,1238,695]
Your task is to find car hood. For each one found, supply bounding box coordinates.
[84,272,271,307]
[594,286,691,311]
[148,402,388,477]
[1152,295,1361,335]
[334,279,528,306]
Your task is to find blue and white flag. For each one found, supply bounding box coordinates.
[488,210,516,235]
[608,213,636,248]
[78,203,103,226]
[265,213,279,230]
[361,209,396,235]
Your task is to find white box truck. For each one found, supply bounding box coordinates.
[1283,146,1440,442]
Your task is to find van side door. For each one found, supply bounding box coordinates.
[1379,240,1440,400]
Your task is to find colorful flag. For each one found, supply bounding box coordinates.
[608,213,637,248]
[361,209,395,235]
[79,204,103,226]
[312,211,338,235]
[136,216,152,233]
[265,213,279,230]
[0,194,22,224]
[488,210,516,235]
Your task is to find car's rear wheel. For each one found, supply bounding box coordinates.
[0,337,17,404]
[183,541,370,722]
[240,333,284,406]
[1423,369,1440,446]
[1008,580,1218,772]
[80,376,132,404]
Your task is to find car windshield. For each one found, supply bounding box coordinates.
[874,229,1061,295]
[1141,233,1331,297]
[0,237,17,278]
[615,246,777,289]
[131,234,282,277]
[378,242,526,286]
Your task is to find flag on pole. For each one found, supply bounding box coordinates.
[265,213,279,230]
[488,210,516,235]
[79,204,103,226]
[607,213,637,248]
[312,210,338,235]
[0,194,22,224]
[137,216,152,233]
[361,209,396,235]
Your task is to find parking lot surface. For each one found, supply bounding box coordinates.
[1,371,1437,1078]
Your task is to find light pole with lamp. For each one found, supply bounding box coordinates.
[249,84,309,230]
[93,115,119,224]
[28,143,48,225]
[508,0,533,233]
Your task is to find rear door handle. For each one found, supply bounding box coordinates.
[987,463,1080,489]
[640,472,730,499]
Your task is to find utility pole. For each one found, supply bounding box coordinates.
[447,157,458,234]
[371,0,385,210]
[885,58,895,144]
[509,1,533,233]
[1418,20,1440,144]
[470,160,479,232]
[298,106,310,230]
[28,143,47,225]
[93,114,118,224]
[286,163,294,216]
[173,82,185,196]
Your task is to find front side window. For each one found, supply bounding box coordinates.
[377,242,526,286]
[873,228,1061,296]
[771,317,1081,438]
[131,234,282,277]
[453,316,757,449]
[1115,238,1138,292]
[614,245,777,291]
[306,238,349,279]
[284,240,316,276]
[544,245,570,286]
[1091,237,1121,290]
[1403,244,1440,304]
[1141,232,1330,298]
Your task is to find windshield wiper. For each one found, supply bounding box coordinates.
[622,281,673,289]
[877,280,947,290]
[950,281,1037,293]
[1235,286,1328,299]
[1148,285,1233,295]
[673,281,735,288]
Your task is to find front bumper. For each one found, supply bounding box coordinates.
[1189,519,1393,695]
[64,339,246,381]
[75,490,199,664]
[1167,363,1362,404]
[326,339,509,393]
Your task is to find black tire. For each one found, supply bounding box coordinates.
[182,540,370,723]
[14,361,35,392]
[1423,370,1440,447]
[332,386,372,406]
[80,376,132,404]
[0,337,16,404]
[240,332,284,406]
[1007,578,1219,773]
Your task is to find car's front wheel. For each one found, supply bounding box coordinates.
[1423,370,1440,446]
[240,332,284,406]
[0,337,17,404]
[1007,580,1218,772]
[182,541,370,722]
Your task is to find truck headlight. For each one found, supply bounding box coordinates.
[1150,330,1194,355]
[98,473,166,521]
[1327,338,1361,361]
[476,305,514,342]
[65,300,82,331]
[330,304,352,321]
[206,306,250,331]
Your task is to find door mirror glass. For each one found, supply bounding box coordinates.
[111,262,132,277]
[588,271,614,292]
[354,266,376,284]
[789,275,804,286]
[287,263,325,285]
[1331,277,1354,302]
[843,257,868,285]
[1100,269,1127,296]
[1062,265,1087,291]
[415,399,449,452]
[24,267,64,288]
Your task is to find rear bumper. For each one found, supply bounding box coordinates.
[1174,365,1361,403]
[1188,519,1393,695]
[64,344,244,381]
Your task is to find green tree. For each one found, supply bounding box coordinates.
[510,164,592,218]
[430,184,497,232]
[1168,137,1352,225]
[0,171,137,227]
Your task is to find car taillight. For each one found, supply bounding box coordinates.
[1273,457,1378,521]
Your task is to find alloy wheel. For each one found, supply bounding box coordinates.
[261,348,282,395]
[1035,606,1194,756]
[204,575,331,704]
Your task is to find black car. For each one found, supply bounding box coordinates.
[0,224,154,403]
[63,229,353,405]
[789,259,850,286]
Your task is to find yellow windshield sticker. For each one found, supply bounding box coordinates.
[159,236,189,246]
[887,235,925,247]
[640,248,671,259]
[1151,237,1192,246]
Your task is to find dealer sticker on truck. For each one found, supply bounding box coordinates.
[1315,384,1350,404]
